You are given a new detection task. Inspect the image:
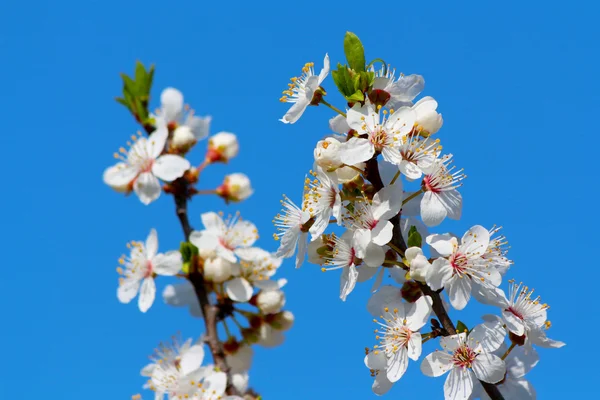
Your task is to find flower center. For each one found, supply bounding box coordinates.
[452,344,477,368]
[145,260,153,278]
[450,253,468,275]
[370,126,389,151]
[422,175,440,193]
[219,237,235,251]
[140,158,154,173]
[507,306,524,320]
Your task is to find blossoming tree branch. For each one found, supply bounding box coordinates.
[274,32,564,399]
[104,63,293,400]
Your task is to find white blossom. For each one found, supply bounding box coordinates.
[154,87,211,142]
[273,192,312,268]
[421,321,507,400]
[397,135,441,180]
[366,296,432,393]
[343,183,403,246]
[203,257,234,283]
[320,230,385,301]
[340,103,415,166]
[427,226,501,310]
[420,154,464,226]
[280,54,330,124]
[224,247,282,303]
[103,128,190,204]
[305,169,341,240]
[117,229,182,312]
[190,212,258,263]
[369,65,425,109]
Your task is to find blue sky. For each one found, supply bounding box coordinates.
[0,0,597,398]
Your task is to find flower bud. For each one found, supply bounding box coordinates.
[217,173,253,202]
[198,247,217,261]
[225,344,253,374]
[206,131,239,163]
[257,324,285,348]
[231,372,249,394]
[203,257,234,283]
[171,125,197,151]
[412,96,443,136]
[269,310,294,331]
[314,138,343,171]
[256,289,286,315]
[336,162,366,183]
[241,327,260,344]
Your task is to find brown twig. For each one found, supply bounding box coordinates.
[140,124,243,397]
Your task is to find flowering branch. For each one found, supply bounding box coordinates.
[106,64,292,400]
[274,31,564,400]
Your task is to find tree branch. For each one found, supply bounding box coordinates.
[173,181,242,397]
[366,156,505,400]
[139,123,243,397]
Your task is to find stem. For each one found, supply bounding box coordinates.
[139,120,243,397]
[390,170,401,185]
[501,342,517,360]
[320,98,346,117]
[402,189,424,206]
[342,163,365,175]
[383,259,404,267]
[387,242,405,257]
[193,189,218,196]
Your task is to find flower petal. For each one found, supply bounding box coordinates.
[340,265,358,301]
[502,310,525,336]
[186,115,211,140]
[406,295,432,331]
[117,279,140,304]
[444,366,475,400]
[340,137,373,166]
[421,351,453,377]
[386,346,408,382]
[364,243,385,267]
[407,333,422,361]
[160,87,184,122]
[145,228,158,259]
[152,154,190,182]
[460,225,490,257]
[371,221,393,246]
[426,233,457,257]
[421,191,447,227]
[468,320,506,353]
[189,231,219,253]
[180,344,205,375]
[372,183,404,220]
[448,276,472,310]
[133,172,162,205]
[147,127,168,159]
[428,258,453,290]
[472,353,506,384]
[225,277,253,303]
[152,251,183,276]
[103,163,138,187]
[138,277,156,313]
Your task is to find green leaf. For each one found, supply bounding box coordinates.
[180,242,199,263]
[344,32,366,72]
[115,97,131,111]
[456,320,469,333]
[407,226,422,248]
[331,63,355,97]
[345,90,365,103]
[134,61,147,85]
[120,73,138,95]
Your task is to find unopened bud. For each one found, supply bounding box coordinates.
[198,247,217,261]
[269,310,294,331]
[203,257,234,283]
[241,328,260,344]
[256,289,286,315]
[206,131,239,163]
[336,162,366,183]
[171,125,197,152]
[217,173,253,202]
[314,138,343,171]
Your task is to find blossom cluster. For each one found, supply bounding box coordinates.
[274,32,564,399]
[104,76,291,400]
